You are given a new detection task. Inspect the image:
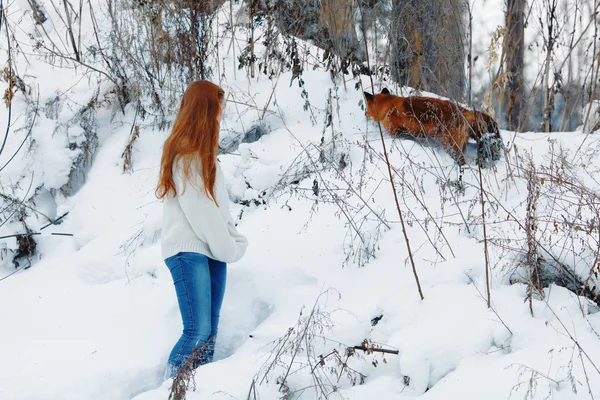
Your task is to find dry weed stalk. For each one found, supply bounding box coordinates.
[121,106,140,174]
[168,339,214,400]
[525,159,543,315]
[253,289,367,399]
[358,1,424,300]
[477,161,492,308]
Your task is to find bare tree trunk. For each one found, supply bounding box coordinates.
[317,0,361,62]
[467,1,473,106]
[390,0,466,100]
[583,0,599,131]
[505,0,524,131]
[542,0,558,132]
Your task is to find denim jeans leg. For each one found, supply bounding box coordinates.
[205,257,227,362]
[165,252,212,378]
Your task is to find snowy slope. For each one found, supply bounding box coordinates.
[1,1,600,400]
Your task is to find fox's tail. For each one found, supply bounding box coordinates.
[473,111,503,165]
[486,114,501,139]
[468,111,501,141]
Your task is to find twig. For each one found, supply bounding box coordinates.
[62,0,80,61]
[478,162,492,308]
[0,88,39,173]
[0,13,13,159]
[0,232,74,240]
[278,298,318,392]
[40,211,70,230]
[246,379,257,400]
[351,345,399,355]
[466,272,513,335]
[35,41,119,87]
[542,299,600,376]
[0,192,54,224]
[0,263,28,282]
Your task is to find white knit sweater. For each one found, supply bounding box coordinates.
[161,158,248,263]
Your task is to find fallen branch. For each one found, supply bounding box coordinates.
[0,232,73,240]
[351,345,399,355]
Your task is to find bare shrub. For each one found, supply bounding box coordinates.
[253,289,369,399]
[107,0,220,125]
[168,339,214,400]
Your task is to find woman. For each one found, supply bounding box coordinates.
[156,80,248,378]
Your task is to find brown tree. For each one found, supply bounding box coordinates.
[389,0,466,100]
[505,0,525,131]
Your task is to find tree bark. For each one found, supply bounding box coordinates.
[505,0,525,131]
[390,0,466,100]
[542,0,558,133]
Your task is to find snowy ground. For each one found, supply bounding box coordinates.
[1,1,600,400]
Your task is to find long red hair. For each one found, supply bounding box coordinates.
[156,80,224,204]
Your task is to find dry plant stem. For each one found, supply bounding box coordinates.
[278,298,318,392]
[0,90,39,172]
[87,0,113,75]
[542,297,600,377]
[0,175,36,283]
[336,353,350,384]
[578,346,596,400]
[260,76,280,121]
[0,192,55,227]
[258,327,294,385]
[581,49,600,135]
[579,214,600,302]
[364,141,456,258]
[466,273,513,335]
[0,177,35,234]
[248,0,255,79]
[582,0,599,133]
[0,15,13,158]
[284,128,368,248]
[229,0,236,80]
[525,161,542,316]
[62,0,80,61]
[121,105,140,173]
[474,178,583,291]
[478,162,492,308]
[0,232,73,240]
[358,3,423,300]
[44,0,71,52]
[77,0,82,59]
[246,379,257,400]
[36,41,119,87]
[168,340,213,400]
[308,143,390,230]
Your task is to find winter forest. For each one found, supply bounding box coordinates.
[1,0,600,399]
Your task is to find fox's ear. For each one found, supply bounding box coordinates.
[381,87,390,95]
[363,91,373,100]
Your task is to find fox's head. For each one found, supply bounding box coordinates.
[363,88,391,122]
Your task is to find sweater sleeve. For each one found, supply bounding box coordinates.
[173,167,248,263]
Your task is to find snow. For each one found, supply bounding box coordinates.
[1,1,600,400]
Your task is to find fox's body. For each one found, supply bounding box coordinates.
[364,89,502,166]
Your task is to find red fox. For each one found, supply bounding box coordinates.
[364,88,502,166]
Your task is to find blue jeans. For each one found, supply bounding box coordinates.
[164,252,227,378]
